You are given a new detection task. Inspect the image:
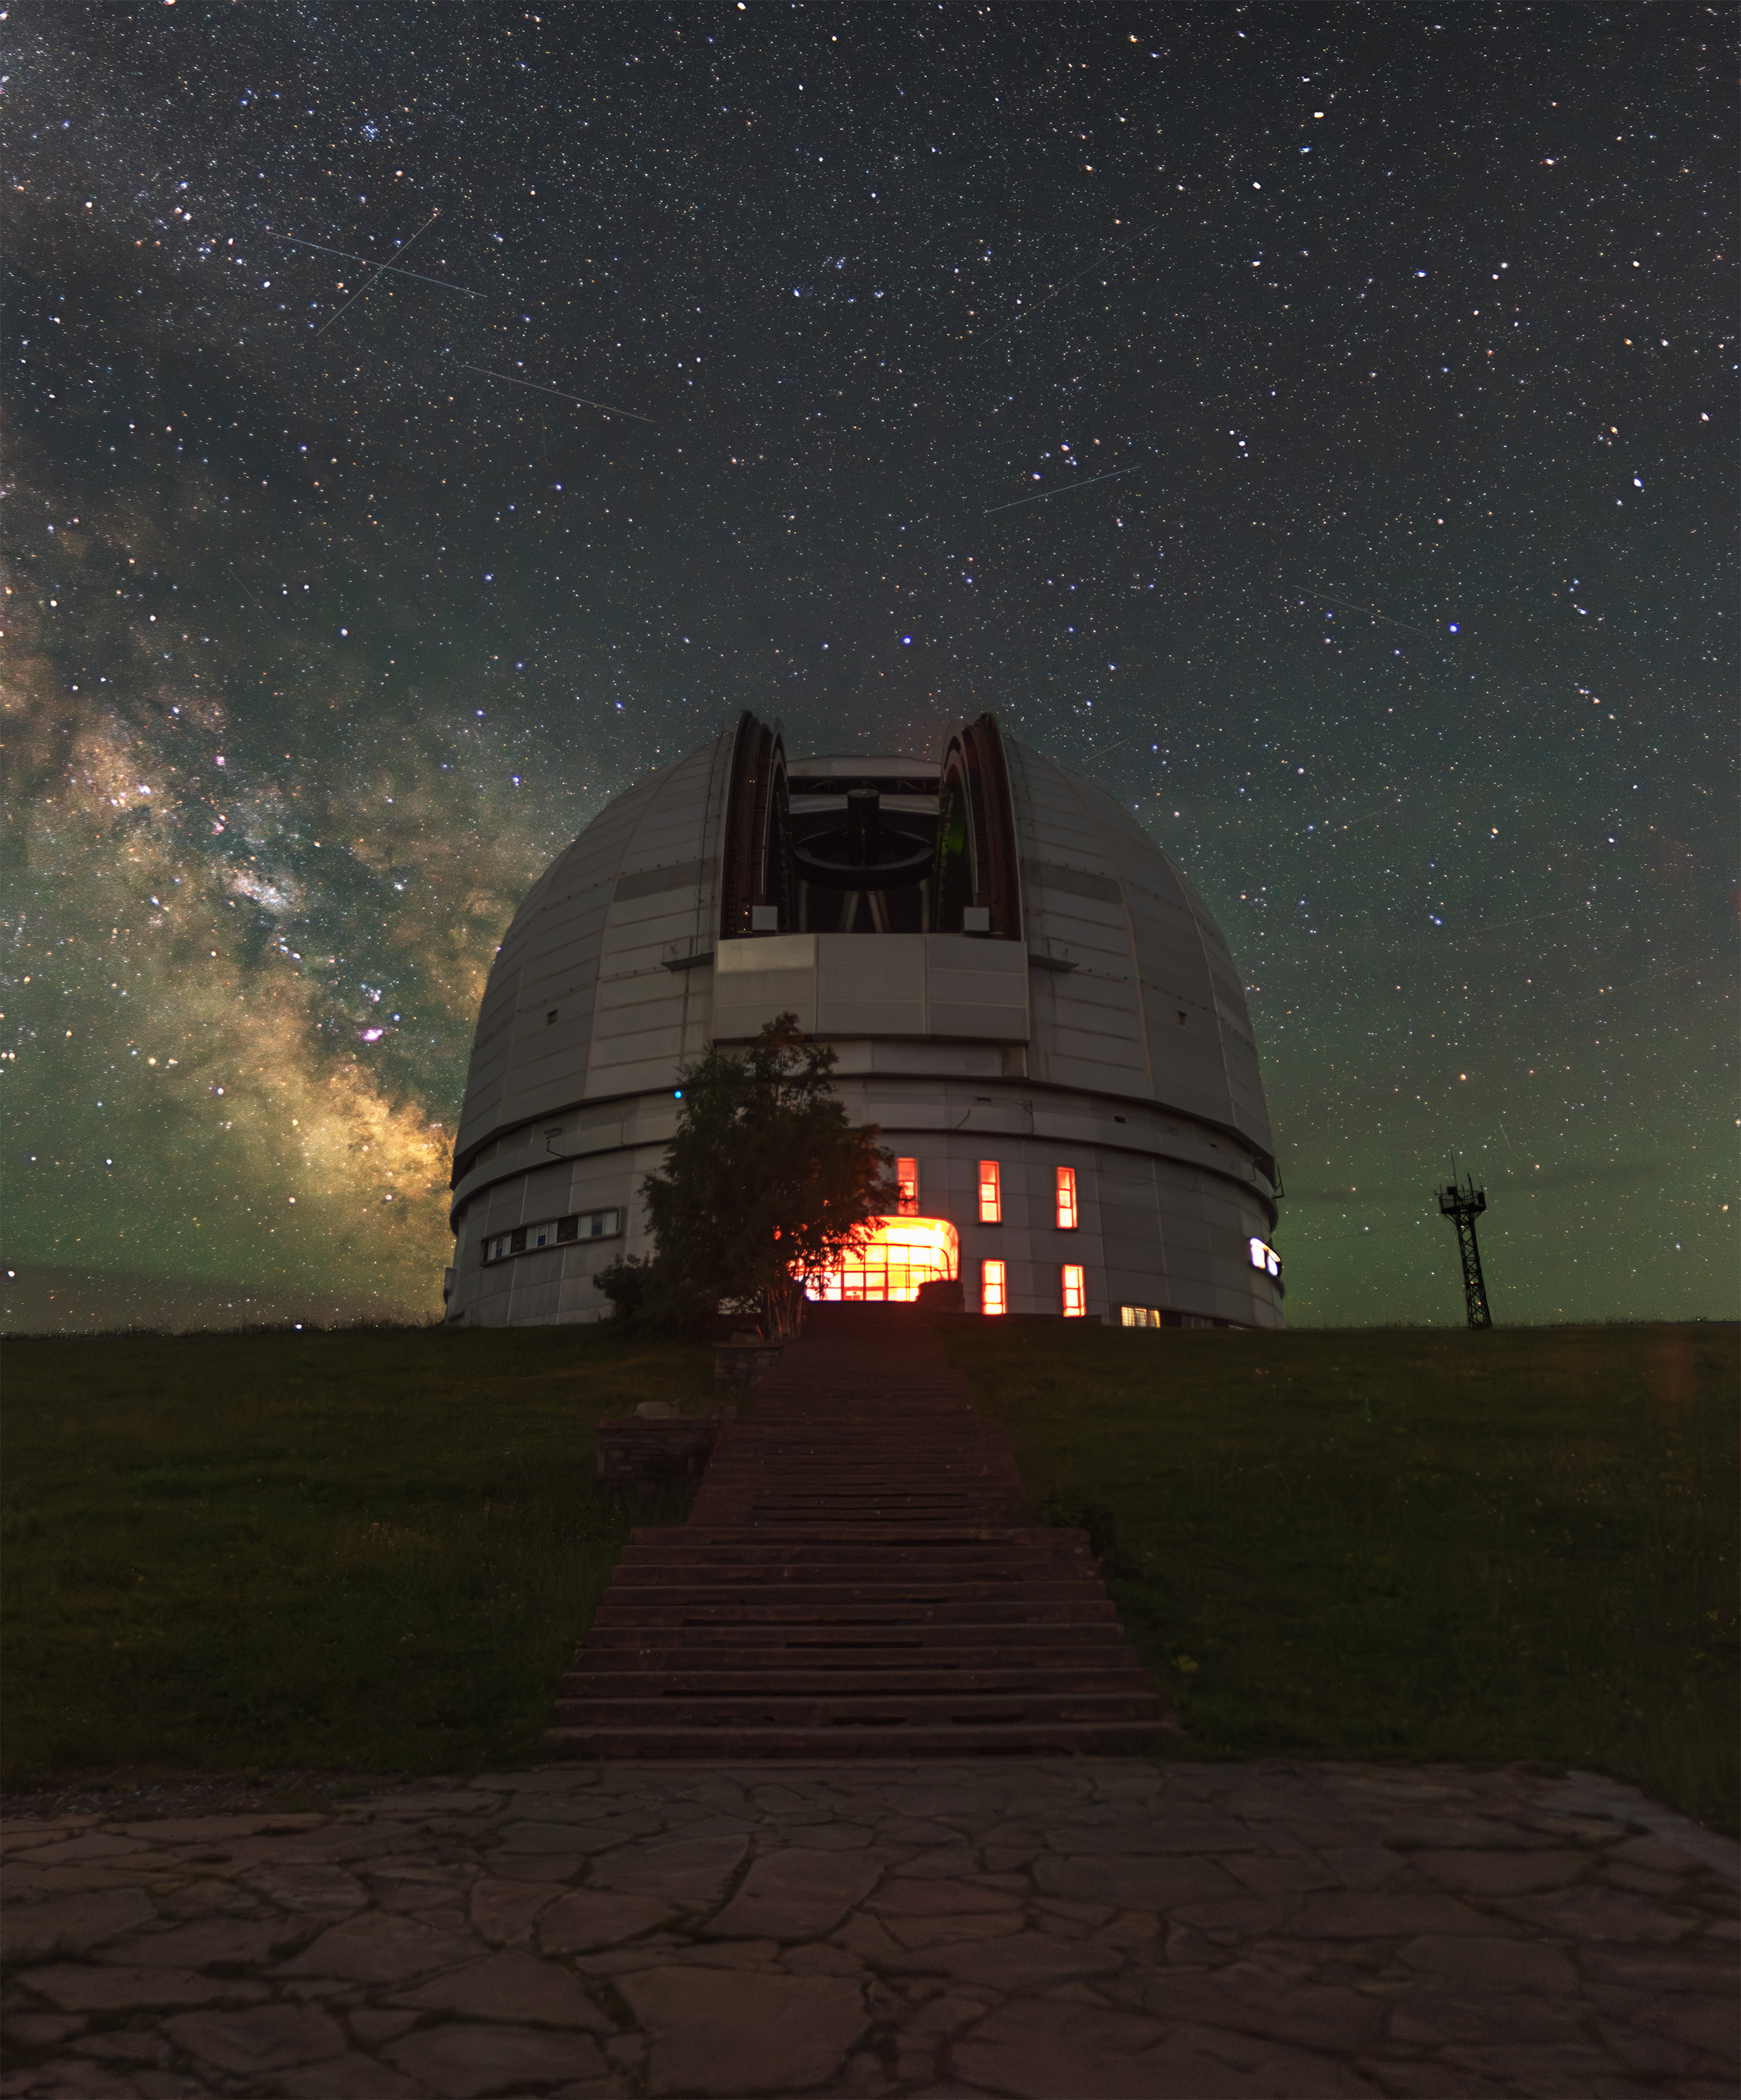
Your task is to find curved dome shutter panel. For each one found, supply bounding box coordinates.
[933,713,1023,940]
[718,711,792,938]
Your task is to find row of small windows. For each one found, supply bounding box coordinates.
[483,1208,621,1264]
[909,1164,1277,1284]
[906,1160,1278,1279]
[978,1260,1086,1318]
[975,1266,1230,1325]
[482,1181,1272,1288]
[979,1161,1079,1229]
[895,1157,1079,1230]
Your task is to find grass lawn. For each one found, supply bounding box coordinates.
[941,1318,1740,1838]
[2,1317,1734,1839]
[0,1325,714,1787]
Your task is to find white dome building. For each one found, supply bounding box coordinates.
[444,713,1284,1329]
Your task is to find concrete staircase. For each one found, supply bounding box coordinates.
[547,1304,1177,1758]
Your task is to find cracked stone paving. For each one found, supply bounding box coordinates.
[1,1757,1736,2097]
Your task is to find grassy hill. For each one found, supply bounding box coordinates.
[941,1318,1737,1839]
[2,1317,1734,1835]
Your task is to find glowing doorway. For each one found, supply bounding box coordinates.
[805,1216,960,1303]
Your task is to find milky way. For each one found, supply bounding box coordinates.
[4,4,1732,1330]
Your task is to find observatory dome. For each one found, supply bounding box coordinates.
[445,713,1283,1329]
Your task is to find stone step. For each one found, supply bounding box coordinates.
[695,1481,1018,1500]
[545,1718,1181,1759]
[715,1397,988,1408]
[615,1536,1092,1559]
[714,1404,994,1416]
[591,1597,1121,1628]
[692,1453,1020,1469]
[687,1506,1028,1527]
[701,1445,1004,1461]
[737,1403,970,1416]
[716,1399,990,1411]
[560,1665,1155,1698]
[695,1478,1023,1495]
[705,1451,1011,1463]
[573,1656,1141,1683]
[701,1453,1012,1469]
[607,1560,1093,1588]
[578,1624,1137,1655]
[697,1462,1014,1475]
[597,1577,1106,1607]
[620,1525,1085,1554]
[696,1480,1016,1495]
[688,1498,1022,1514]
[551,1688,1170,1728]
[698,1489,1019,1501]
[614,1545,1092,1567]
[594,1574,1111,1604]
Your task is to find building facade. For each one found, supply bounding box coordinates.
[445,713,1284,1329]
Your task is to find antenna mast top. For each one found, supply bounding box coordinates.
[1435,1168,1493,1329]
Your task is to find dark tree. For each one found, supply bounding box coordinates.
[596,1013,889,1338]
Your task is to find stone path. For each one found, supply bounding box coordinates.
[551,1307,1172,1760]
[3,1757,1735,2098]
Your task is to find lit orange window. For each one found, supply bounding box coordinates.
[1055,1165,1078,1230]
[981,1259,1007,1316]
[896,1157,919,1215]
[1062,1264,1086,1318]
[806,1215,958,1303]
[978,1159,1001,1223]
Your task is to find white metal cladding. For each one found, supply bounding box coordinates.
[1004,741,1274,1160]
[452,732,731,1165]
[446,721,1281,1329]
[712,933,1029,1044]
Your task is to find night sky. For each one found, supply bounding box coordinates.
[6,4,1733,1332]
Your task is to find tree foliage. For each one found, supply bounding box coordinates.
[595,1014,890,1337]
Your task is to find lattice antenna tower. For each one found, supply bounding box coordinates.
[1435,1162,1493,1329]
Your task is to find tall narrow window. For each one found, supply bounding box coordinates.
[978,1159,1001,1224]
[981,1259,1007,1316]
[896,1157,919,1215]
[1061,1264,1086,1318]
[1055,1165,1078,1230]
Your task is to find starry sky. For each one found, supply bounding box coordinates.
[5,2,1733,1332]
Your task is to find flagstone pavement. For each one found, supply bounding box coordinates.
[2,1757,1735,2099]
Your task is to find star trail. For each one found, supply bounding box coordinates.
[4,3,1732,1329]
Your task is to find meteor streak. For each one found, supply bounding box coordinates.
[314,210,441,337]
[1287,581,1435,636]
[980,223,1158,341]
[456,362,656,424]
[984,464,1143,514]
[267,229,479,297]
